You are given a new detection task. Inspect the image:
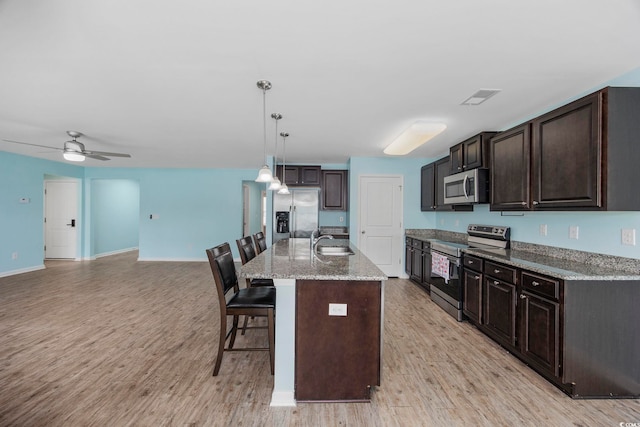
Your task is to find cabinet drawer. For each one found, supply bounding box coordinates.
[485,261,517,284]
[521,272,560,301]
[411,239,422,249]
[463,255,483,272]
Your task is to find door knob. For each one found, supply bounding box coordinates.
[361,230,366,234]
[66,219,76,227]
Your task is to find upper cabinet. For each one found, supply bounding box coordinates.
[276,165,322,186]
[421,157,472,212]
[449,132,496,173]
[321,170,348,211]
[491,87,640,211]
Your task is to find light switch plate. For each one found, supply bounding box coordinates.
[539,224,548,236]
[328,303,347,316]
[569,226,579,239]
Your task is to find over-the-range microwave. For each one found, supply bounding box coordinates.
[443,168,489,205]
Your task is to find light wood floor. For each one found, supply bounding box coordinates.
[0,251,638,426]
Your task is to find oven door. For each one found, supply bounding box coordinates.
[429,250,462,302]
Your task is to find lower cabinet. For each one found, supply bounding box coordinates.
[405,237,431,292]
[462,254,640,398]
[295,280,382,401]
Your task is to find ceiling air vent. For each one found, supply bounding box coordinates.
[461,89,501,106]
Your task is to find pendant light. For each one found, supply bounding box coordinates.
[268,113,283,191]
[255,80,274,182]
[277,132,290,195]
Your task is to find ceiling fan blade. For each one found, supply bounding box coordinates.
[2,139,60,151]
[84,150,131,158]
[84,153,111,161]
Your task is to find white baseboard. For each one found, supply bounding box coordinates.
[137,257,207,262]
[95,247,139,259]
[270,391,296,407]
[0,264,45,278]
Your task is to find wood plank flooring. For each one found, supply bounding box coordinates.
[0,251,638,426]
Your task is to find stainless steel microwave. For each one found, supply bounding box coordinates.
[443,168,489,205]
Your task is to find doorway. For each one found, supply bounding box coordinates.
[241,180,266,237]
[44,179,79,259]
[358,175,403,277]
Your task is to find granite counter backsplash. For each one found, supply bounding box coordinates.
[406,228,640,279]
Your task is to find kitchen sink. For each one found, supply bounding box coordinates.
[316,246,355,256]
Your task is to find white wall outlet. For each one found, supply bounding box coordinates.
[622,228,636,246]
[569,225,579,239]
[339,216,344,223]
[328,303,347,316]
[539,224,548,236]
[11,252,18,260]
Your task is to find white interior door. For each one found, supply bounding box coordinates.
[45,180,78,259]
[358,175,403,277]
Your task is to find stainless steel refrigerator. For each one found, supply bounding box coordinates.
[273,188,319,243]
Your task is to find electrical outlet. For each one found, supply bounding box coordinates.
[569,226,579,239]
[622,228,636,246]
[539,224,548,236]
[339,216,344,223]
[328,303,347,316]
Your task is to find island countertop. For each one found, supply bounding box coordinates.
[239,238,387,281]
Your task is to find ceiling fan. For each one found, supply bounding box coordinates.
[2,131,131,162]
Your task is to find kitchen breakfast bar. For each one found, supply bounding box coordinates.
[240,238,387,406]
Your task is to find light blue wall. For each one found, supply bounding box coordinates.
[91,179,140,256]
[348,156,440,242]
[0,151,84,275]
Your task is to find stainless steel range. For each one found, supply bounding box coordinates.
[429,225,510,321]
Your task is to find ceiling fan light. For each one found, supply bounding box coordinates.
[268,176,282,191]
[255,165,273,182]
[63,151,85,162]
[383,121,447,155]
[277,183,290,195]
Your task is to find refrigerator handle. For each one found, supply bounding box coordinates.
[290,205,294,238]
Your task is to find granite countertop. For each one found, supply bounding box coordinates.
[406,228,640,281]
[239,238,387,281]
[464,247,640,281]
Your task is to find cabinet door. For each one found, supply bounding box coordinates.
[484,277,517,347]
[520,292,560,377]
[463,135,483,170]
[421,249,432,288]
[411,247,423,283]
[420,163,436,211]
[449,143,464,173]
[277,165,300,185]
[321,170,348,210]
[490,124,531,210]
[405,239,413,276]
[463,269,482,324]
[531,92,602,209]
[300,166,321,185]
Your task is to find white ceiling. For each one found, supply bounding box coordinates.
[1,0,639,169]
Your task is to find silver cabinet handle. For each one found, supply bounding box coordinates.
[531,281,540,287]
[521,201,527,206]
[468,260,474,264]
[520,294,527,299]
[474,275,480,280]
[494,280,499,285]
[533,201,539,205]
[494,269,501,274]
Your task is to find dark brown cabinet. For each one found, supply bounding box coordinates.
[463,251,640,398]
[490,124,531,211]
[295,280,381,401]
[420,163,435,211]
[462,255,483,324]
[321,170,348,210]
[491,87,640,211]
[276,165,321,186]
[420,157,473,212]
[450,132,496,173]
[406,237,431,292]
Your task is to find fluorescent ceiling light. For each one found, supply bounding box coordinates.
[461,89,501,106]
[384,121,447,155]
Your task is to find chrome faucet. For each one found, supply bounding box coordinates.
[310,229,334,251]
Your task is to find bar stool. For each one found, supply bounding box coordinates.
[236,236,274,287]
[253,231,267,255]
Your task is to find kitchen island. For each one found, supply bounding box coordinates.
[240,238,387,406]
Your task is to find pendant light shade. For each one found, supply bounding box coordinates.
[268,112,282,191]
[277,132,290,194]
[255,80,273,183]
